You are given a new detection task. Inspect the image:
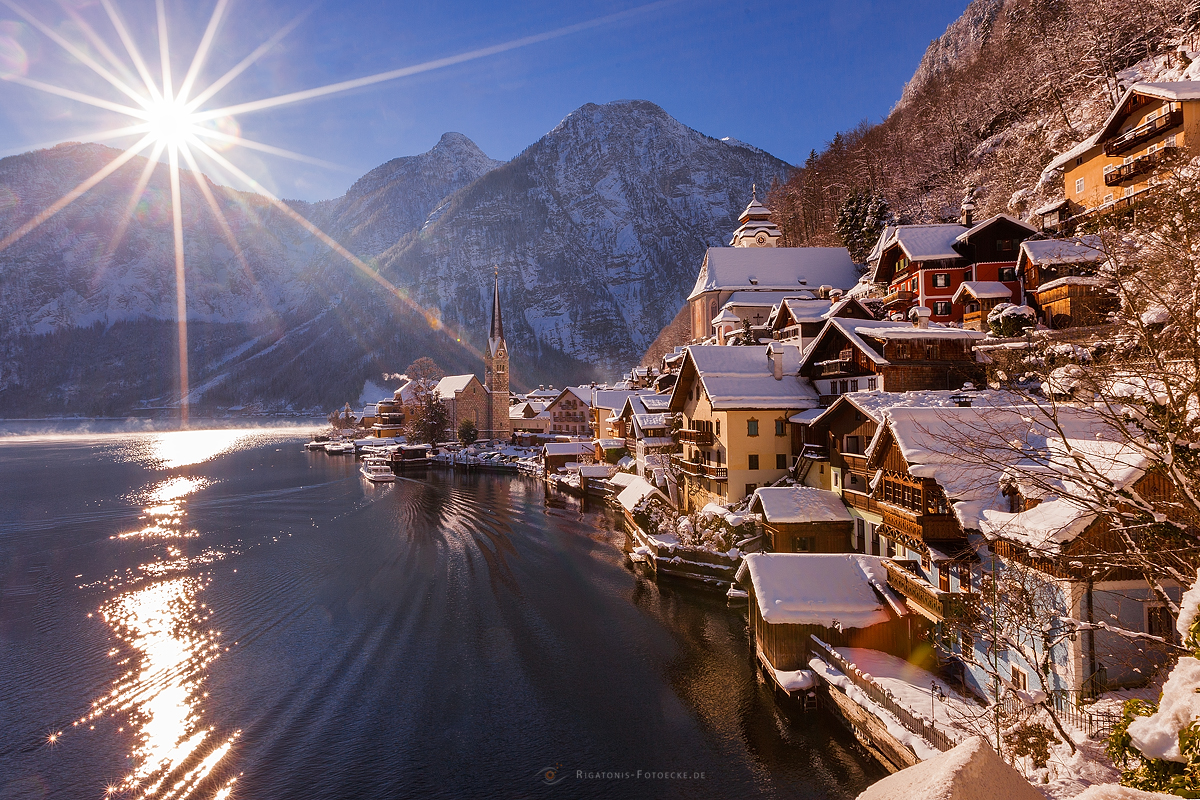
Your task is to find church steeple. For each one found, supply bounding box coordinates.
[489,270,504,349]
[483,269,511,441]
[730,185,782,247]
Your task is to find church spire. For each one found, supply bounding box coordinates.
[489,268,504,344]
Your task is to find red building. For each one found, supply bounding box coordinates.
[867,212,1037,325]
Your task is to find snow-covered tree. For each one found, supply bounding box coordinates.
[835,190,891,266]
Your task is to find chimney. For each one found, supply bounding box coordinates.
[910,306,931,329]
[818,284,832,299]
[960,189,976,227]
[829,288,844,302]
[768,341,784,380]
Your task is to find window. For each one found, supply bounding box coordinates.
[867,377,878,391]
[963,269,972,282]
[775,419,786,436]
[715,420,720,436]
[747,419,758,437]
[885,537,896,558]
[839,380,849,394]
[745,483,757,496]
[794,536,813,552]
[933,301,951,316]
[1011,666,1028,692]
[1075,157,1084,166]
[869,523,880,556]
[1075,177,1085,194]
[748,454,759,470]
[998,267,1017,282]
[939,565,951,592]
[849,379,859,392]
[961,631,974,654]
[921,551,931,571]
[925,344,941,360]
[895,343,910,359]
[1148,605,1175,641]
[844,435,861,454]
[958,562,972,591]
[848,472,860,489]
[776,453,787,470]
[855,518,865,552]
[997,239,1015,252]
[1103,193,1114,205]
[933,273,950,288]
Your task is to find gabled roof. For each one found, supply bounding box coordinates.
[1018,235,1105,267]
[548,386,592,407]
[592,389,636,411]
[435,374,480,399]
[800,318,917,372]
[735,553,906,628]
[1046,81,1200,172]
[953,213,1037,243]
[951,281,1016,303]
[750,486,851,524]
[892,224,968,261]
[689,247,860,301]
[670,344,818,411]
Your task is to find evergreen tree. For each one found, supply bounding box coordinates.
[835,190,890,267]
[458,419,478,445]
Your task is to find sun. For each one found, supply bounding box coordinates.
[144,98,199,149]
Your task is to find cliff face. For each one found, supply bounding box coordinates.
[0,101,791,415]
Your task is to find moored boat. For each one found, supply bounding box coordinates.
[388,444,433,470]
[360,457,396,482]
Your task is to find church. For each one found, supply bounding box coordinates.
[430,275,512,441]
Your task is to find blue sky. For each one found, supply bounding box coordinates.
[0,0,967,201]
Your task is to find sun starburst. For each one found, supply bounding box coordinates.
[0,0,677,425]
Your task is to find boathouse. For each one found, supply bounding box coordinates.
[747,486,853,553]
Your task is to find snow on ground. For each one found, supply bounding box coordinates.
[836,648,981,733]
[857,736,1047,800]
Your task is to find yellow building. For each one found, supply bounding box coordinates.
[1046,81,1200,223]
[668,343,818,511]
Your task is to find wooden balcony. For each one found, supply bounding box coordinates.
[678,429,714,446]
[881,504,962,542]
[1104,145,1177,186]
[700,463,728,479]
[841,489,875,513]
[882,289,915,308]
[799,443,829,461]
[885,561,979,623]
[1104,108,1183,156]
[671,454,701,476]
[819,360,855,376]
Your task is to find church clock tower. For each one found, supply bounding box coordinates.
[484,272,512,441]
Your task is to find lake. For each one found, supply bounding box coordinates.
[0,425,883,798]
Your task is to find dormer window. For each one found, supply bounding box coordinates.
[748,277,758,285]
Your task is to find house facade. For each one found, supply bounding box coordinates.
[1049,81,1200,221]
[1017,237,1116,330]
[545,387,593,436]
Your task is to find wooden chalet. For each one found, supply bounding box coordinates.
[748,486,853,553]
[766,294,875,350]
[1017,237,1116,330]
[797,318,985,406]
[1048,81,1200,222]
[866,212,1036,325]
[737,553,927,672]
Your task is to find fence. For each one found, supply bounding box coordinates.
[999,690,1123,740]
[810,635,959,753]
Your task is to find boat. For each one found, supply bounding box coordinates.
[324,441,355,454]
[360,457,396,482]
[388,445,433,470]
[305,435,331,450]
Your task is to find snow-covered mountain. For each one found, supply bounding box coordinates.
[0,101,790,415]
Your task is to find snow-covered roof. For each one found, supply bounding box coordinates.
[1034,275,1108,293]
[577,464,612,478]
[867,225,897,265]
[857,736,1046,800]
[592,390,636,410]
[1134,80,1200,101]
[953,213,1036,243]
[639,393,671,411]
[789,407,829,425]
[951,281,1016,303]
[543,442,595,457]
[775,297,835,324]
[689,247,859,300]
[738,196,772,221]
[680,344,818,410]
[616,475,671,512]
[632,413,669,430]
[749,486,851,524]
[608,472,640,488]
[1033,198,1069,216]
[712,308,741,324]
[802,318,916,369]
[891,224,968,261]
[855,325,986,342]
[1019,235,1105,266]
[722,290,806,308]
[736,553,904,628]
[435,374,478,399]
[549,386,592,407]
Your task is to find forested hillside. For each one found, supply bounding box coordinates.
[769,0,1200,244]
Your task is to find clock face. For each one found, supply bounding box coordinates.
[497,350,505,359]
[755,232,768,245]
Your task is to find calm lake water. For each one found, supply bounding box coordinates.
[0,425,883,799]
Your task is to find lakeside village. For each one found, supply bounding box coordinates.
[316,82,1200,799]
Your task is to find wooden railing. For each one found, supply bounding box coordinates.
[883,289,915,308]
[1104,145,1177,186]
[678,429,714,446]
[1104,108,1182,155]
[884,561,978,622]
[882,505,962,542]
[671,455,701,476]
[701,464,728,478]
[810,635,958,753]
